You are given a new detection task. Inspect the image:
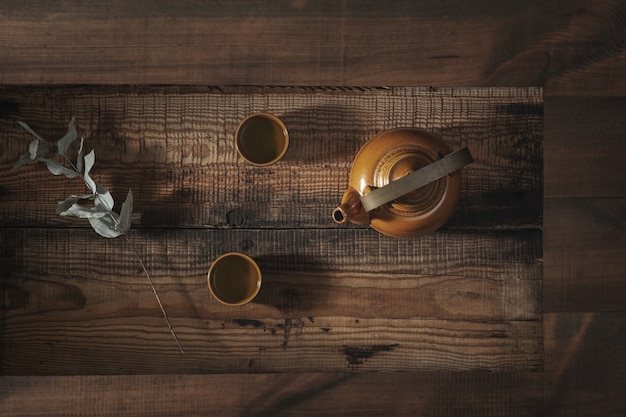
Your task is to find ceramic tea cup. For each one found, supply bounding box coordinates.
[235,113,289,165]
[207,252,262,306]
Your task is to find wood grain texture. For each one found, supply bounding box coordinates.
[0,1,625,95]
[0,372,546,417]
[544,198,626,311]
[1,313,622,417]
[542,96,626,312]
[545,97,626,199]
[0,0,624,415]
[0,86,543,374]
[1,227,542,374]
[544,313,626,417]
[0,85,543,230]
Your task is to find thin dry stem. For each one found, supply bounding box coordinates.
[124,234,185,353]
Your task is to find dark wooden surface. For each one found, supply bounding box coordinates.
[1,0,625,416]
[0,86,543,374]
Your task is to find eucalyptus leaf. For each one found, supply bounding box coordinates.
[12,152,34,170]
[29,139,40,160]
[94,182,115,212]
[83,150,97,193]
[76,137,84,173]
[118,189,133,234]
[58,202,109,219]
[11,142,50,170]
[38,142,50,158]
[38,158,79,178]
[89,214,123,238]
[56,194,96,215]
[57,116,77,157]
[13,118,131,241]
[18,121,47,143]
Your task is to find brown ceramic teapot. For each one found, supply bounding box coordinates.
[332,128,473,238]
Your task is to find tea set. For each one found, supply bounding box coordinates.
[208,113,473,305]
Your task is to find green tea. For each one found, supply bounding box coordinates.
[238,117,286,164]
[210,255,258,303]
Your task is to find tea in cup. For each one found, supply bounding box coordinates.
[207,252,262,306]
[235,113,289,165]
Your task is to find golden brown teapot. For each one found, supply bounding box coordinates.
[332,128,473,238]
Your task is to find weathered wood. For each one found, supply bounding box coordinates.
[1,227,542,374]
[0,88,542,374]
[544,313,626,417]
[0,1,625,95]
[4,227,543,282]
[545,96,626,199]
[0,372,546,417]
[544,198,626,311]
[542,96,626,312]
[0,86,543,230]
[1,316,543,374]
[0,0,625,416]
[2,313,622,416]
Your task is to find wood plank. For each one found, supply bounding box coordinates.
[0,86,543,230]
[545,97,626,199]
[3,227,542,282]
[544,313,626,417]
[1,227,542,374]
[0,1,624,94]
[0,372,546,417]
[2,313,622,417]
[1,317,543,374]
[543,198,626,311]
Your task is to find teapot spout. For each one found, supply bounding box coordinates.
[332,187,370,225]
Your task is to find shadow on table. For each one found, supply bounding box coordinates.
[253,253,332,316]
[279,104,378,166]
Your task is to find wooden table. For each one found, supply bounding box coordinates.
[1,85,543,374]
[0,1,624,416]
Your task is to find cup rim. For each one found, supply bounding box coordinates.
[207,252,262,306]
[235,112,289,166]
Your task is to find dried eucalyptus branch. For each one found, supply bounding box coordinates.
[12,117,184,352]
